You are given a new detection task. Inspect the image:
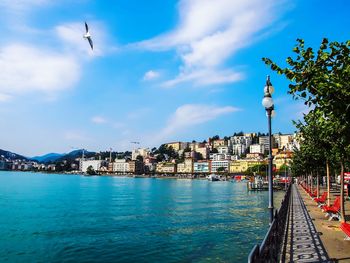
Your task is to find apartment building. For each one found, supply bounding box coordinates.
[193,161,210,173]
[81,160,102,172]
[229,160,266,173]
[128,160,144,174]
[164,142,188,152]
[156,162,177,173]
[211,160,230,172]
[113,159,129,173]
[258,136,270,152]
[250,144,265,154]
[131,148,150,160]
[196,146,209,159]
[212,139,226,148]
[177,158,193,173]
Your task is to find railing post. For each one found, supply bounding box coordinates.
[247,184,292,262]
[248,244,260,263]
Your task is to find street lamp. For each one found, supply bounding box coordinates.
[262,75,275,224]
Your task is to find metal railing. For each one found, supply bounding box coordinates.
[248,184,292,263]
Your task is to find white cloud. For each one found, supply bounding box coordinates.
[160,104,239,137]
[138,0,288,87]
[0,44,80,98]
[0,93,12,102]
[143,70,160,81]
[64,131,90,141]
[162,68,244,87]
[91,116,107,124]
[0,0,49,13]
[0,18,113,100]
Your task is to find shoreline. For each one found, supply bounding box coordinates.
[0,170,235,181]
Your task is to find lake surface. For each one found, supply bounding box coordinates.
[0,172,284,262]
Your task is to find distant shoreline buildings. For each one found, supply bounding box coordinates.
[0,132,299,175]
[79,132,299,175]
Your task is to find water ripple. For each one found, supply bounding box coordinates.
[0,172,283,262]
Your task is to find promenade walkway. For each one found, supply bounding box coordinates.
[298,184,350,262]
[282,184,331,262]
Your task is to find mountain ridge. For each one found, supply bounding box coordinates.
[0,149,28,160]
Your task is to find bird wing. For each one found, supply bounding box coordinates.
[85,22,89,33]
[87,37,93,50]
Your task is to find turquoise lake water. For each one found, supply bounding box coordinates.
[0,171,283,262]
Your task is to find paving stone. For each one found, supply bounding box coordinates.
[283,185,331,262]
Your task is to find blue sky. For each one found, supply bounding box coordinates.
[0,0,348,156]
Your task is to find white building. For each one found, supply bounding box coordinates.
[113,159,130,173]
[230,135,252,146]
[259,136,270,152]
[81,160,102,172]
[232,144,246,156]
[250,144,265,154]
[218,146,231,154]
[292,133,301,151]
[132,148,150,160]
[280,134,293,150]
[211,160,230,172]
[210,153,233,161]
[229,135,252,155]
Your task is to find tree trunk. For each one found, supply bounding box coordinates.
[317,170,320,199]
[340,161,345,222]
[310,172,313,193]
[326,160,330,206]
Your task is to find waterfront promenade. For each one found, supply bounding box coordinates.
[249,183,350,262]
[282,185,330,262]
[297,184,350,262]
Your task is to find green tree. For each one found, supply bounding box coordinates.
[86,165,96,175]
[210,148,218,154]
[247,164,268,176]
[263,38,350,220]
[211,135,220,140]
[136,155,144,162]
[217,167,225,173]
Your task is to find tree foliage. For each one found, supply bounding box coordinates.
[263,38,350,220]
[86,165,96,175]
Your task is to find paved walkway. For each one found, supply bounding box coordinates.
[283,185,331,262]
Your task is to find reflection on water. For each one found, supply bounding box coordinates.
[0,172,285,262]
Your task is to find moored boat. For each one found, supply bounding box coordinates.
[207,174,220,181]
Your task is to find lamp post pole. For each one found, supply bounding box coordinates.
[262,75,275,224]
[267,108,274,224]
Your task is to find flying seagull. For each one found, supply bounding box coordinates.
[83,22,93,50]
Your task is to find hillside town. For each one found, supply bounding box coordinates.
[0,132,299,176]
[83,133,298,176]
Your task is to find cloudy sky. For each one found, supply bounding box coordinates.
[0,0,348,156]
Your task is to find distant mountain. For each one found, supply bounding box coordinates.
[0,149,28,160]
[30,149,96,164]
[55,149,96,162]
[1,148,98,164]
[31,153,64,163]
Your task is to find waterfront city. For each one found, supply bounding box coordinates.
[0,133,296,177]
[1,0,350,262]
